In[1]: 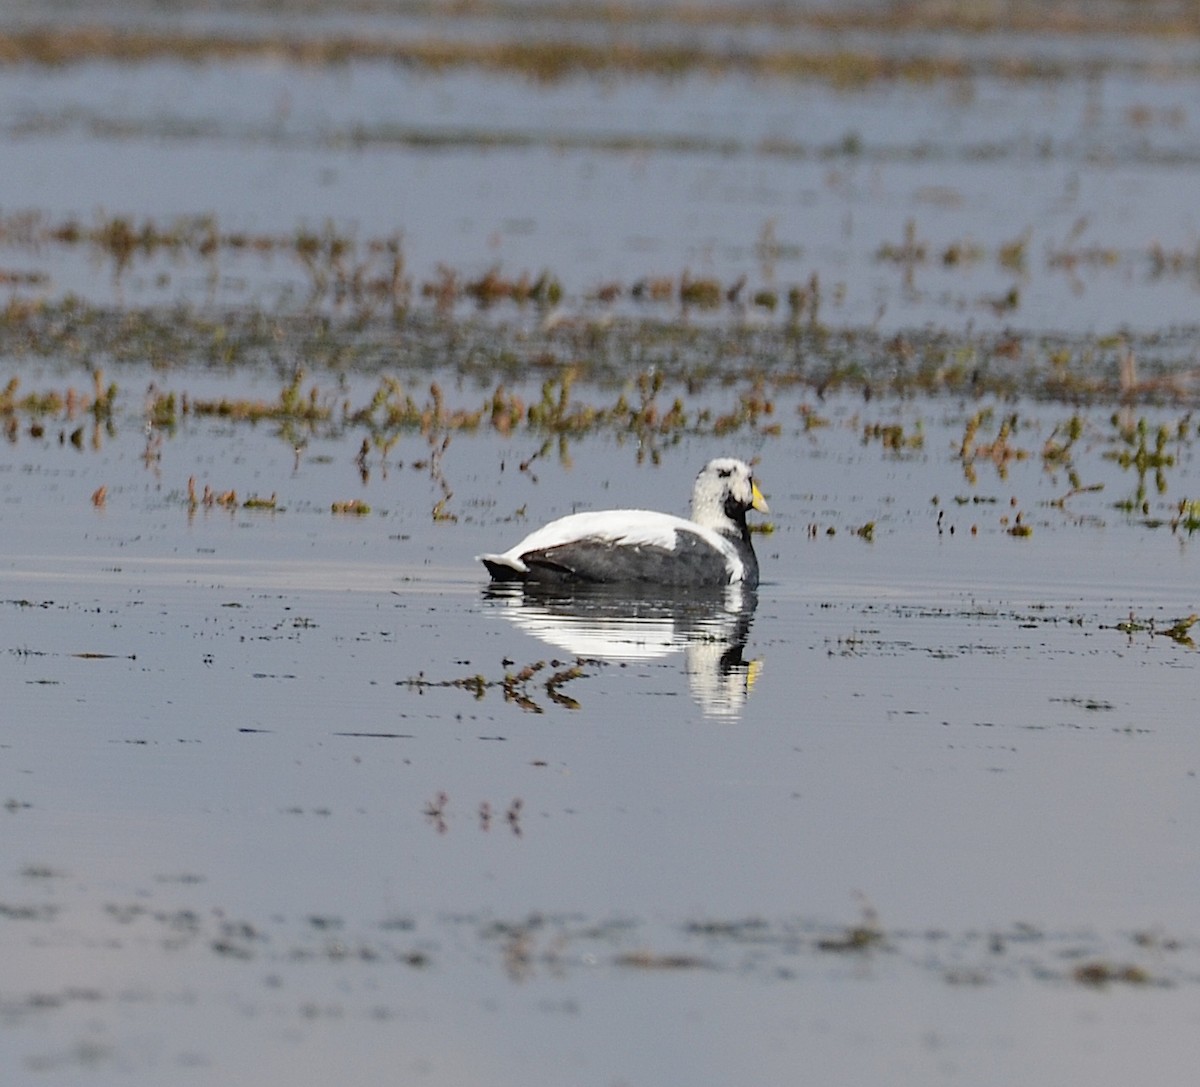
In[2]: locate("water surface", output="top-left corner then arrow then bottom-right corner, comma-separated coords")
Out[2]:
3,3 -> 1200,1083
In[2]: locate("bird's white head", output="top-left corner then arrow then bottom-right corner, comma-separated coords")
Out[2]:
690,458 -> 768,533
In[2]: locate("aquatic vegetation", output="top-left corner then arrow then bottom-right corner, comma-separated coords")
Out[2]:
876,220 -> 927,267
4,210 -> 1195,346
1107,413 -> 1185,511
679,274 -> 723,310
4,283 -> 1200,417
815,897 -> 884,953
0,370 -> 116,422
815,925 -> 885,952
1110,612 -> 1197,648
188,371 -> 332,425
862,420 -> 923,454
186,476 -> 238,511
342,371 -> 782,458
425,796 -> 527,838
997,232 -> 1031,273
1073,961 -> 1153,987
1158,615 -> 1198,648
5,12 -> 1200,1081
9,0 -> 1200,85
1172,499 -> 1200,535
463,268 -> 562,309
1109,416 -> 1177,472
615,950 -> 711,970
402,658 -> 600,713
1042,413 -> 1084,466
1114,613 -> 1152,637
958,410 -> 1029,483
331,499 -> 371,516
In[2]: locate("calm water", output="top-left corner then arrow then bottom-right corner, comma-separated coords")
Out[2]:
3,3 -> 1200,1083
2,60 -> 1200,333
4,392 -> 1200,1082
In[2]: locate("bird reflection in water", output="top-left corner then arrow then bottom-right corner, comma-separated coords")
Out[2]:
482,581 -> 762,719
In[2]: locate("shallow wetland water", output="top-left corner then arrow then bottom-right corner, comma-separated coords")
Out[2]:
3,2 -> 1200,1084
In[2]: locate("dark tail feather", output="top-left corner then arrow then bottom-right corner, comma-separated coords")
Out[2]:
481,558 -> 526,582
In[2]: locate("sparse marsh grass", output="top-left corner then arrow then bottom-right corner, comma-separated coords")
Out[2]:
6,347 -> 1200,532
3,8 -> 1200,1083
4,212 -> 1200,337
405,657 -> 599,714
4,3 -> 1200,86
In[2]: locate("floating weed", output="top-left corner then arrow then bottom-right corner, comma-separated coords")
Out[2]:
1107,413 -> 1183,510
147,390 -> 178,430
422,791 -> 449,835
407,672 -> 489,699
241,493 -> 277,511
615,950 -> 711,970
1113,612 -> 1152,637
816,896 -> 885,953
997,230 -> 1030,273
463,266 -> 561,308
1157,614 -> 1198,648
4,296 -> 1200,413
403,658 -> 600,714
862,420 -> 923,453
1172,499 -> 1200,535
816,925 -> 885,952
1047,481 -> 1104,514
798,404 -> 830,430
1108,417 -> 1175,473
679,273 -> 723,309
190,371 -> 331,425
545,666 -> 585,710
1006,512 -> 1033,537
1108,611 -> 1197,648
331,499 -> 371,516
958,409 -> 1028,483
186,476 -> 238,512
1050,697 -> 1115,712
0,371 -> 117,423
876,219 -> 926,267
1073,961 -> 1153,987
5,7 -> 1200,81
1042,413 -> 1084,468
505,798 -> 524,836
940,239 -> 985,267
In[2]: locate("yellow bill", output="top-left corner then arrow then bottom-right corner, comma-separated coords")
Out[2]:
750,479 -> 769,513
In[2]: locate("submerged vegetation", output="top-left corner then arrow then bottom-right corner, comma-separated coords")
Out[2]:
2,8 -> 1200,530
2,211 -> 1200,329
4,0 -> 1200,86
8,363 -> 1200,467
3,10 -> 1199,1083
3,291 -> 1200,416
7,355 -> 1200,533
405,657 -> 598,714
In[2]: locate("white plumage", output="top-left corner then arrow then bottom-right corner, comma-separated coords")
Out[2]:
478,457 -> 768,588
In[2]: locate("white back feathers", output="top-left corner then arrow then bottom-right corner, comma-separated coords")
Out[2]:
478,458 -> 768,588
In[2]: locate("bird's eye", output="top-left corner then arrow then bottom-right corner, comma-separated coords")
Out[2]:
717,467 -> 732,478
